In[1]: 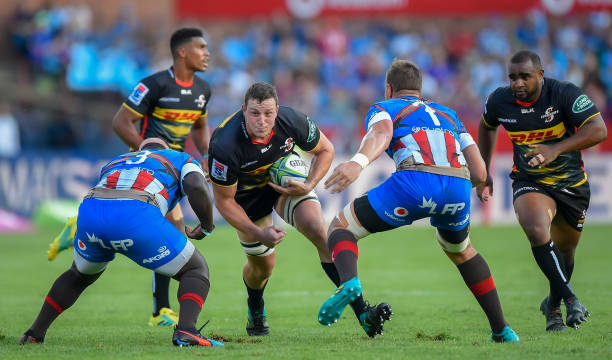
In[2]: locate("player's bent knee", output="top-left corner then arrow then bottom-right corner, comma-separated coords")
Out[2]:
69,262 -> 103,287
437,227 -> 470,253
330,202 -> 370,240
241,240 -> 275,257
73,250 -> 109,275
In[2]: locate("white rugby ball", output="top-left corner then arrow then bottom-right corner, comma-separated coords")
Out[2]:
269,153 -> 309,187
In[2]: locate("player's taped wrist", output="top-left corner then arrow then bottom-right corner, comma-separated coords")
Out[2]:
200,224 -> 215,237
350,153 -> 370,169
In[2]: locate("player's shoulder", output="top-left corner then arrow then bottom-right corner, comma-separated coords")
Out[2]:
486,86 -> 513,105
193,74 -> 211,93
210,111 -> 243,153
277,105 -> 303,118
141,69 -> 172,85
369,98 -> 404,114
544,77 -> 580,95
428,100 -> 458,118
154,149 -> 192,163
276,105 -> 307,125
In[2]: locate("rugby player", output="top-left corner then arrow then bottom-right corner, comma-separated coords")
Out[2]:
208,82 -> 388,337
318,60 -> 519,342
47,28 -> 212,327
21,138 -> 223,347
478,50 -> 606,331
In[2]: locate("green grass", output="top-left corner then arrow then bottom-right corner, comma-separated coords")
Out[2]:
1,224 -> 611,359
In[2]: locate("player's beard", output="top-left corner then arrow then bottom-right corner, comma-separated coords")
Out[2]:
513,86 -> 538,103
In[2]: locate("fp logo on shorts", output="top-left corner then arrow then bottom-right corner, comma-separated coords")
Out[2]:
77,239 -> 87,250
393,207 -> 409,217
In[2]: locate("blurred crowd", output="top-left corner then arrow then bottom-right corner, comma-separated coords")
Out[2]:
3,1 -> 612,154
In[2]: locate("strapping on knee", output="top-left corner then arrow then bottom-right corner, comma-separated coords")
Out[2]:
241,240 -> 275,257
342,205 -> 370,239
437,227 -> 470,253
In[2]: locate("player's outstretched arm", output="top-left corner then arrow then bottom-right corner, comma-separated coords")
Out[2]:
477,117 -> 499,202
183,172 -> 214,239
112,105 -> 145,150
211,184 -> 285,248
325,119 -> 392,194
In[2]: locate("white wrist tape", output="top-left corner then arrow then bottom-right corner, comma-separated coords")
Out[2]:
350,153 -> 370,169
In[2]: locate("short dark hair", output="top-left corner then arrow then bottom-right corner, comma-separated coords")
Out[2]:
385,59 -> 422,92
510,50 -> 542,70
244,82 -> 278,106
170,28 -> 203,56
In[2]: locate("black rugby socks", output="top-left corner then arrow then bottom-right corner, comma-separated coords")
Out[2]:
531,240 -> 575,302
327,229 -> 359,283
176,269 -> 210,331
29,264 -> 101,340
457,254 -> 507,334
245,279 -> 268,317
152,272 -> 172,316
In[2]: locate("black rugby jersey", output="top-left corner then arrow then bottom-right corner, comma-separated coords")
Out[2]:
483,77 -> 600,189
208,106 -> 321,196
123,68 -> 211,151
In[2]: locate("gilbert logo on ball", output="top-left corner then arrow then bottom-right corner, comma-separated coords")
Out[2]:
269,153 -> 309,187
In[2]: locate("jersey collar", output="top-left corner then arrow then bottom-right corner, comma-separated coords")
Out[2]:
240,117 -> 275,145
168,67 -> 194,88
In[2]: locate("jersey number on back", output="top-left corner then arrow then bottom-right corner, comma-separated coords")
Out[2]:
423,105 -> 441,126
125,150 -> 151,165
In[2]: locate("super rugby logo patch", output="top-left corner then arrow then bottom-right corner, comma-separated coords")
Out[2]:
128,82 -> 149,106
572,95 -> 594,113
211,159 -> 228,181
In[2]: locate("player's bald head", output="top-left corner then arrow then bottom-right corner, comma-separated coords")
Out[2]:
139,137 -> 169,151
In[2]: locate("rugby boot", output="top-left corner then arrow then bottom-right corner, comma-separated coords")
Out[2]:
540,296 -> 565,331
246,308 -> 270,336
490,326 -> 520,343
19,330 -> 44,345
565,297 -> 589,329
318,277 -> 362,326
172,327 -> 224,347
149,307 -> 178,326
47,216 -> 77,260
359,302 -> 392,338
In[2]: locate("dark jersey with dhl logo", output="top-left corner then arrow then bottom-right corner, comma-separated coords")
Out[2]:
123,68 -> 211,151
483,77 -> 600,189
208,106 -> 320,203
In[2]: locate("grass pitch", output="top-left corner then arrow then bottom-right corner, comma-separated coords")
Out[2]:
1,224 -> 611,359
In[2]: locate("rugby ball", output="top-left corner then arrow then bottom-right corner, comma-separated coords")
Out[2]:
269,153 -> 309,187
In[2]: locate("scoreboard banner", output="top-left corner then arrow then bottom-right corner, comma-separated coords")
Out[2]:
1,153 -> 611,225
177,0 -> 612,19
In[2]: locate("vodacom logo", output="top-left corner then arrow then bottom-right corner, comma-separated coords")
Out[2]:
286,0 -> 326,19
541,0 -> 575,15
